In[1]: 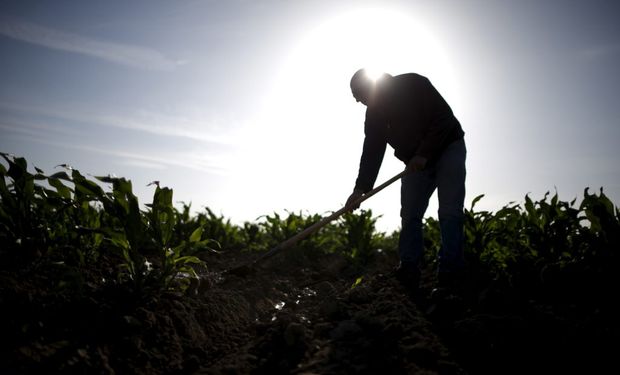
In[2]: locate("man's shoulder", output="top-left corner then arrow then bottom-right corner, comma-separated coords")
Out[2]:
389,73 -> 433,96
394,72 -> 430,83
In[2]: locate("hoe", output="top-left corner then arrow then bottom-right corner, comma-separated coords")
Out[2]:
225,169 -> 407,277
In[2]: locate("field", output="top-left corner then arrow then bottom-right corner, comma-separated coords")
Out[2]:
1,152 -> 619,374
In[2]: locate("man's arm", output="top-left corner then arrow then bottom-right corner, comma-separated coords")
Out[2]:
354,133 -> 386,192
346,132 -> 385,211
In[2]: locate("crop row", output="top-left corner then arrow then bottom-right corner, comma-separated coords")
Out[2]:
1,152 -> 618,307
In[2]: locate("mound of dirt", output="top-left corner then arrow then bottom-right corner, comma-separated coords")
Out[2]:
205,272 -> 463,374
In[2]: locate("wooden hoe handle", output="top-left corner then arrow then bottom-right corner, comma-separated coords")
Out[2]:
252,169 -> 408,264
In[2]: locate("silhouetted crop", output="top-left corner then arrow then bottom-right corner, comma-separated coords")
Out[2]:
2,152 -> 618,308
0,153 -> 210,295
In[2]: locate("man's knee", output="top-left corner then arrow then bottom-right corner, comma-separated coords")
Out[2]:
400,195 -> 428,219
400,213 -> 423,229
438,206 -> 464,221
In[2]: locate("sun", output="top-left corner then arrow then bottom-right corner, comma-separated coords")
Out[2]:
363,68 -> 385,82
240,7 -> 460,228
267,7 -> 458,114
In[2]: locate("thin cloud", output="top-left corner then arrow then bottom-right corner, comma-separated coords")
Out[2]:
0,117 -> 79,138
0,101 -> 239,145
118,159 -> 169,170
0,15 -> 180,71
93,112 -> 239,145
78,144 -> 231,176
1,129 -> 230,176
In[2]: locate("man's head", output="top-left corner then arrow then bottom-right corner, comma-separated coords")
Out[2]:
350,68 -> 374,105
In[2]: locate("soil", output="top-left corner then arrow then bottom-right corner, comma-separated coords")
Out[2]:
1,246 -> 617,374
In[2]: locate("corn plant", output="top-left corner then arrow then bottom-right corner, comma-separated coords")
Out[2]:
145,183 -> 216,291
338,209 -> 380,264
0,153 -> 51,261
3,152 -> 618,305
0,153 -> 210,294
422,216 -> 441,264
461,189 -> 619,304
257,211 -> 334,251
194,207 -> 244,251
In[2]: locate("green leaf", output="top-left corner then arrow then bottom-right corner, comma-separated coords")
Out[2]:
0,170 -> 11,201
48,177 -> 73,199
189,227 -> 203,243
110,235 -> 130,251
171,241 -> 188,255
113,178 -> 134,195
125,194 -> 143,249
94,175 -> 118,184
199,238 -> 221,251
351,276 -> 363,289
470,194 -> 485,211
72,170 -> 104,199
598,188 -> 615,217
50,171 -> 72,181
102,229 -> 130,249
174,255 -> 202,265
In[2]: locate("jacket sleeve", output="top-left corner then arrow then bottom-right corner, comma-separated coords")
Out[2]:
354,111 -> 387,193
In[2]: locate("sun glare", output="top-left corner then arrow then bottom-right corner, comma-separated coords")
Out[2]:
364,68 -> 384,82
267,7 -> 458,115
240,6 -> 460,229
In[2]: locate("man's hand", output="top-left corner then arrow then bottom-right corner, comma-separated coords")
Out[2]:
407,155 -> 428,172
345,189 -> 365,211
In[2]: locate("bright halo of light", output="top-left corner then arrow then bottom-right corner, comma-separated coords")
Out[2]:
239,7 -> 460,228
364,68 -> 385,82
265,7 -> 459,118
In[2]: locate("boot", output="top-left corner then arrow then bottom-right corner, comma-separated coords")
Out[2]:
394,262 -> 420,292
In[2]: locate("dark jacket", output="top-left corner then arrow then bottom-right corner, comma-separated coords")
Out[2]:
354,73 -> 465,192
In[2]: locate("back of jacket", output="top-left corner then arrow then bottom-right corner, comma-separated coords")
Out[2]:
355,73 -> 464,192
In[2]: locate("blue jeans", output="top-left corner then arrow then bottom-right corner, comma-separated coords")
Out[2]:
399,138 -> 466,273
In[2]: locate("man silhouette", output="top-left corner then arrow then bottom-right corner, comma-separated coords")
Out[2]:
345,69 -> 466,291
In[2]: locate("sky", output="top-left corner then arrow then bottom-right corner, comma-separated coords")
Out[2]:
1,0 -> 619,232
